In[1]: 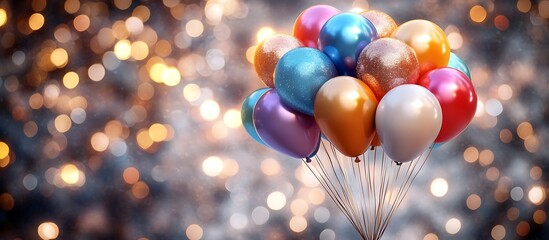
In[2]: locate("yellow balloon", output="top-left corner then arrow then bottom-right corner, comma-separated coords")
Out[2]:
314,76 -> 378,157
392,19 -> 450,75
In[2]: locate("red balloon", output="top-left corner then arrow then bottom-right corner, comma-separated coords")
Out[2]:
292,5 -> 340,49
418,68 -> 477,143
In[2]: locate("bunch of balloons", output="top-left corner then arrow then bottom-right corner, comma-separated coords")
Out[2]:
242,5 -> 477,163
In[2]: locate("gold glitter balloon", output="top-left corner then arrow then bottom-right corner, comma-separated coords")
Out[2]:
361,10 -> 397,38
254,34 -> 303,87
356,38 -> 419,99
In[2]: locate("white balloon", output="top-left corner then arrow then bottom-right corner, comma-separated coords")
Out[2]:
375,84 -> 442,162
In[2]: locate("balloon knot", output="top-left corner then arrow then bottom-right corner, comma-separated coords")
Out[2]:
354,157 -> 360,163
305,157 -> 312,163
395,161 -> 402,166
370,146 -> 374,150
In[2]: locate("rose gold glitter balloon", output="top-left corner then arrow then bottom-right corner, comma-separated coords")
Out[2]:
356,38 -> 419,99
361,10 -> 397,38
254,34 -> 303,87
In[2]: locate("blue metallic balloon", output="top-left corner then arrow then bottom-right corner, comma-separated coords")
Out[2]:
319,12 -> 378,76
274,47 -> 337,116
448,52 -> 472,80
241,88 -> 270,146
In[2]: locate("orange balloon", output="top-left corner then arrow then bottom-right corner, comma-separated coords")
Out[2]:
314,76 -> 378,157
392,19 -> 450,75
254,34 -> 303,87
361,10 -> 397,38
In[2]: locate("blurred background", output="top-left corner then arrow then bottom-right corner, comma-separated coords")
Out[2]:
0,0 -> 548,239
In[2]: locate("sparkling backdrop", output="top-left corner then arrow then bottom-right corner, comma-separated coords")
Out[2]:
0,0 -> 548,239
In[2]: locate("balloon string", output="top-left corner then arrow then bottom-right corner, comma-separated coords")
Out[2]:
379,146 -> 433,237
376,152 -> 389,239
379,154 -> 417,237
305,141 -> 433,240
367,147 -> 377,239
356,152 -> 370,238
377,156 -> 404,238
353,152 -> 369,238
314,154 -> 354,223
317,142 -> 364,234
329,143 -> 365,235
304,156 -> 360,234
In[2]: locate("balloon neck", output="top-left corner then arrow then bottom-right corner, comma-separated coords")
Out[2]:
370,146 -> 375,151
305,157 -> 312,163
394,161 -> 402,166
354,157 -> 360,163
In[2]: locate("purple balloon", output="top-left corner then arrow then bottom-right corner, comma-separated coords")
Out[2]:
254,89 -> 321,158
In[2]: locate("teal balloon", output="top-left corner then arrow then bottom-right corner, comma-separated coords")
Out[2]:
432,142 -> 445,149
448,52 -> 471,80
274,48 -> 337,116
241,88 -> 270,145
318,12 -> 378,76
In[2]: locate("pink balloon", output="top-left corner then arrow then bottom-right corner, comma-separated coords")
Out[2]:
292,5 -> 340,49
418,68 -> 477,143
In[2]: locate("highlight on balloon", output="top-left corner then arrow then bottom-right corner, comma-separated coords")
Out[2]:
241,4 -> 477,240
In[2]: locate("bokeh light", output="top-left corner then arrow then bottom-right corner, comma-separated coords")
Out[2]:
528,186 -> 545,205
60,164 -> 80,185
202,156 -> 223,177
445,218 -> 461,234
256,27 -> 275,42
491,225 -> 506,240
50,48 -> 68,68
186,19 -> 204,38
470,5 -> 487,23
114,40 -> 132,60
200,99 -> 220,121
186,224 -> 203,240
431,178 -> 449,197
0,8 -> 7,27
0,142 -> 10,159
267,191 -> 286,210
37,222 -> 59,240
29,13 -> 45,31
466,194 -> 482,210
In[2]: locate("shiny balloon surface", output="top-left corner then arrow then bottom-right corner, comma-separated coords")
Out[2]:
292,5 -> 340,49
418,67 -> 477,143
376,84 -> 442,162
319,12 -> 378,76
392,19 -> 450,75
241,88 -> 270,145
274,47 -> 337,115
254,34 -> 303,87
361,10 -> 397,38
357,38 -> 419,99
447,52 -> 472,79
314,76 -> 378,157
254,89 -> 321,158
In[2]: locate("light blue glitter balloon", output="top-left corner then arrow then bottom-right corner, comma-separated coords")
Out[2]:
448,52 -> 472,80
241,88 -> 270,146
318,12 -> 378,76
274,48 -> 337,116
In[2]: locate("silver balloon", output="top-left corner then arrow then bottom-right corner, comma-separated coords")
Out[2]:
375,84 -> 442,162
